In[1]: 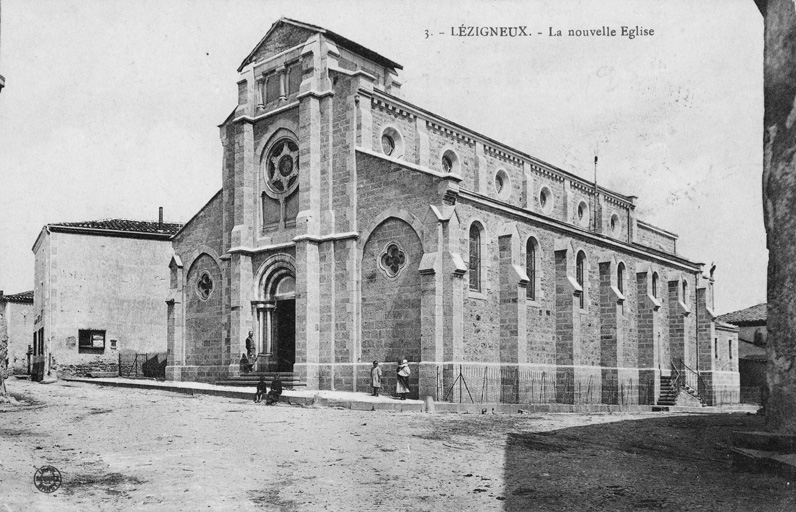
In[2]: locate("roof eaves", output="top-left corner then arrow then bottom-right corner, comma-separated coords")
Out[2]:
323,29 -> 403,71
237,17 -> 402,73
0,291 -> 34,304
47,225 -> 177,240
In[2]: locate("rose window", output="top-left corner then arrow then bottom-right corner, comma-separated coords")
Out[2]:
264,138 -> 299,196
197,272 -> 214,300
379,243 -> 407,278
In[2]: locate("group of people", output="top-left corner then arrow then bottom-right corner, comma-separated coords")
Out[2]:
254,374 -> 283,405
246,329 -> 413,402
370,359 -> 411,400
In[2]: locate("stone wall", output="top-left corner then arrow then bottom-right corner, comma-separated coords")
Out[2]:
57,356 -> 119,377
2,301 -> 33,374
360,218 -> 423,364
185,254 -> 224,367
636,223 -> 677,253
36,231 -> 173,377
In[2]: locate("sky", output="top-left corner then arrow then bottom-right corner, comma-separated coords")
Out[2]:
0,0 -> 764,315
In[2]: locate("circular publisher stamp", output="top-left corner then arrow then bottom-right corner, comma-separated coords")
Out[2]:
34,465 -> 62,493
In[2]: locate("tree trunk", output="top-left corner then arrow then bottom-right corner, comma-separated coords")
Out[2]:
0,311 -> 8,399
763,0 -> 796,433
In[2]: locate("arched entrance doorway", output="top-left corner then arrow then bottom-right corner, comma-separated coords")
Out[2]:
255,269 -> 296,373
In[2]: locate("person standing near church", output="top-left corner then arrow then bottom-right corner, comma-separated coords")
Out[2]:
245,330 -> 255,360
396,359 -> 410,400
370,361 -> 382,397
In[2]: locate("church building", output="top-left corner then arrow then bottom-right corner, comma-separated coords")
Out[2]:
166,18 -> 739,406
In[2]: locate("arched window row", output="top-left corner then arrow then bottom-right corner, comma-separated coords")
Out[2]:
466,230 -> 672,310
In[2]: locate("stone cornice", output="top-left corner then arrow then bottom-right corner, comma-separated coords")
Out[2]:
228,232 -> 360,255
296,89 -> 335,101
293,232 -> 359,244
372,97 -> 416,119
527,162 -> 565,182
369,89 -> 637,204
570,179 -> 597,194
426,121 -> 476,145
603,193 -> 633,209
484,144 -> 524,165
233,101 -> 300,124
637,220 -> 679,240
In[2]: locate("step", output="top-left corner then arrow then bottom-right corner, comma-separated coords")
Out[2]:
226,372 -> 300,380
215,380 -> 307,388
228,375 -> 302,380
732,431 -> 796,453
731,447 -> 796,479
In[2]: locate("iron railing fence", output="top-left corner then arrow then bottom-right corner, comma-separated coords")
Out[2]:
118,351 -> 167,379
439,365 -> 655,406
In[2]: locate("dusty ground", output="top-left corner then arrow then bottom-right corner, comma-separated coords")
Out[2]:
0,379 -> 792,511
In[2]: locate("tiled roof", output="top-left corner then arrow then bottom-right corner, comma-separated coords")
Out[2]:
46,219 -> 183,241
0,290 -> 34,303
717,303 -> 767,326
50,219 -> 183,234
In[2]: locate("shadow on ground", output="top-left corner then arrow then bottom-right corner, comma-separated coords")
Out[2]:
504,414 -> 793,511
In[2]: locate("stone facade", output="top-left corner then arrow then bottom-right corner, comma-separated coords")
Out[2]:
166,18 -> 739,405
32,219 -> 179,377
0,291 -> 34,374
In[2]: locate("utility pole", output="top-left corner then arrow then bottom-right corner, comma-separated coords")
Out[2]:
0,0 -> 5,94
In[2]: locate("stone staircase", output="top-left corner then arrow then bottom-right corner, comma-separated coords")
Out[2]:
215,371 -> 306,388
657,374 -> 706,408
657,376 -> 678,406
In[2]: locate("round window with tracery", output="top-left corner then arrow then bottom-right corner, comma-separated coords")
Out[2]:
196,271 -> 214,301
264,138 -> 299,196
378,243 -> 407,278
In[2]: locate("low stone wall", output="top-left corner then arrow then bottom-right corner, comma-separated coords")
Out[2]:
57,358 -> 119,378
166,364 -> 230,383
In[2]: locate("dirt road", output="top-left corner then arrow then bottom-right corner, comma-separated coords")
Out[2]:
0,380 -> 792,511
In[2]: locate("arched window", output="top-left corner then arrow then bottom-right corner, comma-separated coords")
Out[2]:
682,280 -> 688,303
469,224 -> 482,292
576,251 -> 586,309
441,149 -> 459,174
652,272 -> 659,299
617,262 -> 625,295
526,238 -> 538,300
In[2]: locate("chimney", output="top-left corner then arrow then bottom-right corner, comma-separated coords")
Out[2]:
158,207 -> 163,230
